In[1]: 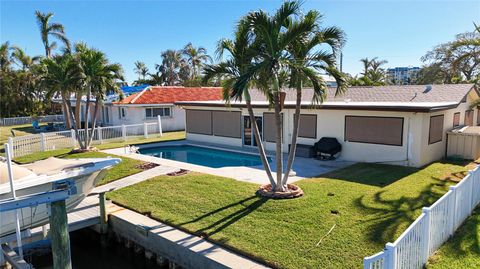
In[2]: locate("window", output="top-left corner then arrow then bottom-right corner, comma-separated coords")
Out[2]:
465,110 -> 474,126
145,107 -> 172,118
453,112 -> 460,127
297,114 -> 317,139
185,110 -> 212,135
212,111 -> 241,138
429,115 -> 444,145
344,116 -> 404,146
263,113 -> 283,142
118,107 -> 126,119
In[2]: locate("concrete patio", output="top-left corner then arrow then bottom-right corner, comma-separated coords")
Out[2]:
102,140 -> 353,184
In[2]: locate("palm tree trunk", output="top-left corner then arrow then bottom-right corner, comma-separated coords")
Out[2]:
75,92 -> 82,129
282,80 -> 302,186
83,89 -> 91,149
273,74 -> 284,192
65,98 -> 84,149
246,98 -> 276,188
87,98 -> 100,147
61,93 -> 71,129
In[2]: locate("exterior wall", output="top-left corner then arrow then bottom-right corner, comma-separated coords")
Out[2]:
418,90 -> 479,166
107,105 -> 185,132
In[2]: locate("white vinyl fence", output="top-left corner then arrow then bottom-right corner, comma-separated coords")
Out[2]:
0,114 -> 64,126
7,117 -> 163,158
364,165 -> 480,269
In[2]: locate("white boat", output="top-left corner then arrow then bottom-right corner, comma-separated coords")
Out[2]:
0,157 -> 121,238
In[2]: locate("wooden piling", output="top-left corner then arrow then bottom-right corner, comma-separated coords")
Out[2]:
49,200 -> 72,269
99,192 -> 108,234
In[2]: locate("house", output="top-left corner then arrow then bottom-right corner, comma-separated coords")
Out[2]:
105,86 -> 223,131
175,84 -> 479,167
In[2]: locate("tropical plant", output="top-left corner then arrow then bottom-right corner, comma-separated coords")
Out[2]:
182,43 -> 212,80
156,49 -> 189,86
12,47 -> 42,70
134,61 -> 149,80
0,42 -> 14,71
35,11 -> 70,58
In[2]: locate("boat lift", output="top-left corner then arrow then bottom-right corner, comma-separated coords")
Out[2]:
0,144 -> 75,269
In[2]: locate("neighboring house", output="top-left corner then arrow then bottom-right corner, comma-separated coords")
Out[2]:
106,86 -> 222,132
387,66 -> 421,85
176,84 -> 479,167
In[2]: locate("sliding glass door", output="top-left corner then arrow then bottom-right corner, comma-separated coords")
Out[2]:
243,116 -> 262,147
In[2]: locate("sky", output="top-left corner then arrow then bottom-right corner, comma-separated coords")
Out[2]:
1,0 -> 479,84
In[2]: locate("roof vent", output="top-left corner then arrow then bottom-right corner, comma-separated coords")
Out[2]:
423,85 -> 432,93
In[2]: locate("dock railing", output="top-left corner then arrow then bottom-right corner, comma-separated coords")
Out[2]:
8,116 -> 163,158
0,114 -> 64,126
364,165 -> 480,269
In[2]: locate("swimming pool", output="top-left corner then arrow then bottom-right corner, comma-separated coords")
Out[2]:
139,145 -> 268,168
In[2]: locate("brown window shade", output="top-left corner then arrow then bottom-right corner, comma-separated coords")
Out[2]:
465,110 -> 474,126
186,110 -> 212,135
344,116 -> 404,146
453,112 -> 460,127
263,112 -> 283,142
212,111 -> 241,138
478,109 -> 480,126
298,114 -> 317,139
429,115 -> 444,144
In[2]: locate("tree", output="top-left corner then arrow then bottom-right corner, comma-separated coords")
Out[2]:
349,57 -> 388,86
283,11 -> 347,187
204,17 -> 276,187
182,43 -> 212,80
156,49 -> 189,86
35,11 -> 70,58
0,42 -> 14,71
12,47 -> 42,70
134,61 -> 149,80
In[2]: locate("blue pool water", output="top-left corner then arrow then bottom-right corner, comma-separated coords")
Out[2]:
139,145 -> 267,168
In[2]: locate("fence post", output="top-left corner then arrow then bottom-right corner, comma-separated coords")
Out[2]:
385,243 -> 396,269
40,132 -> 46,151
71,129 -> 76,147
122,124 -> 126,141
422,207 -> 431,263
157,115 -> 163,136
98,126 -> 103,144
7,137 -> 14,159
143,122 -> 148,139
449,185 -> 457,234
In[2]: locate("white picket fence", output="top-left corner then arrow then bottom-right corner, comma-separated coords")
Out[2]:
364,165 -> 480,269
7,117 -> 163,158
0,114 -> 64,126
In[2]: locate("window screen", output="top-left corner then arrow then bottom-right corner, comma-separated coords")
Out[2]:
429,115 -> 444,144
344,116 -> 404,146
453,112 -> 460,127
465,110 -> 474,126
263,113 -> 283,142
212,111 -> 241,138
298,114 -> 317,139
145,107 -> 171,118
186,110 -> 212,135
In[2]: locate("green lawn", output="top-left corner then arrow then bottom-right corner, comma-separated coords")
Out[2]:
107,161 -> 471,269
0,123 -> 46,146
427,206 -> 480,268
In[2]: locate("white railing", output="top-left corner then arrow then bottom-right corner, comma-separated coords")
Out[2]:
364,165 -> 480,269
0,114 -> 64,126
7,116 -> 163,158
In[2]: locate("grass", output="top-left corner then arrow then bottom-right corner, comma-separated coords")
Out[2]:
106,160 -> 472,269
427,206 -> 480,268
15,150 -> 144,186
12,131 -> 186,185
0,123 -> 46,146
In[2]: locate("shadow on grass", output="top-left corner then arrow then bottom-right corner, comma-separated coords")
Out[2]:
355,177 -> 457,244
321,163 -> 419,187
179,195 -> 269,238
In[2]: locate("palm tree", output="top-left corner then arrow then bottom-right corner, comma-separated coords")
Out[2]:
35,11 -> 70,58
239,1 -> 321,191
77,45 -> 124,149
283,11 -> 347,187
204,18 -> 276,187
157,49 -> 188,86
12,47 -> 42,70
182,43 -> 212,80
134,61 -> 149,80
360,57 -> 373,76
0,42 -> 14,71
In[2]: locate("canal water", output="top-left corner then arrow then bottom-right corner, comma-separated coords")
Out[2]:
27,229 -> 164,269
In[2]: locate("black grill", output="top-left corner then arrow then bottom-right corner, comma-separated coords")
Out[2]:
313,137 -> 342,160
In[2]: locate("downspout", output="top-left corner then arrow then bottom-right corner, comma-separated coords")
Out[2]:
405,114 -> 412,166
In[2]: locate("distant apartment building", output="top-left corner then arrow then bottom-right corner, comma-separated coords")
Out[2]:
387,67 -> 420,85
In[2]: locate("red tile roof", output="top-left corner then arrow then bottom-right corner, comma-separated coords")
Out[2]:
114,86 -> 223,105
